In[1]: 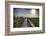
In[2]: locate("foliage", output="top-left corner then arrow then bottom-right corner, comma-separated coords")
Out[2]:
27,18 -> 39,27
13,16 -> 39,28
13,16 -> 25,28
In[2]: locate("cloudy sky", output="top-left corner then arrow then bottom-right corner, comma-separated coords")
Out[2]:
13,8 -> 39,18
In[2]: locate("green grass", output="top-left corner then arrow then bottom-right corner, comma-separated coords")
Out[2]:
27,18 -> 39,27
13,16 -> 25,28
13,16 -> 39,28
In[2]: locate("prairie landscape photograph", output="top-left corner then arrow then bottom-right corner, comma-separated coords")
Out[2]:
13,8 -> 39,28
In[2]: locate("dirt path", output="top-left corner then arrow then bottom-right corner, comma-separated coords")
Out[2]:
21,18 -> 27,27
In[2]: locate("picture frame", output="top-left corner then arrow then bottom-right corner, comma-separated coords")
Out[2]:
5,1 -> 45,36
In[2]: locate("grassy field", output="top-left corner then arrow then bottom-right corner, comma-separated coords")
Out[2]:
13,16 -> 39,28
13,16 -> 25,28
27,18 -> 39,27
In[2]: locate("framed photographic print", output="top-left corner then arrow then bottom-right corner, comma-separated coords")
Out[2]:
5,1 -> 45,35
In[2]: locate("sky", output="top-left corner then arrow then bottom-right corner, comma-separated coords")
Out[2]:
13,8 -> 39,18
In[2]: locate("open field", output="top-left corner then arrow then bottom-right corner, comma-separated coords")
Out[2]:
13,16 -> 39,28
